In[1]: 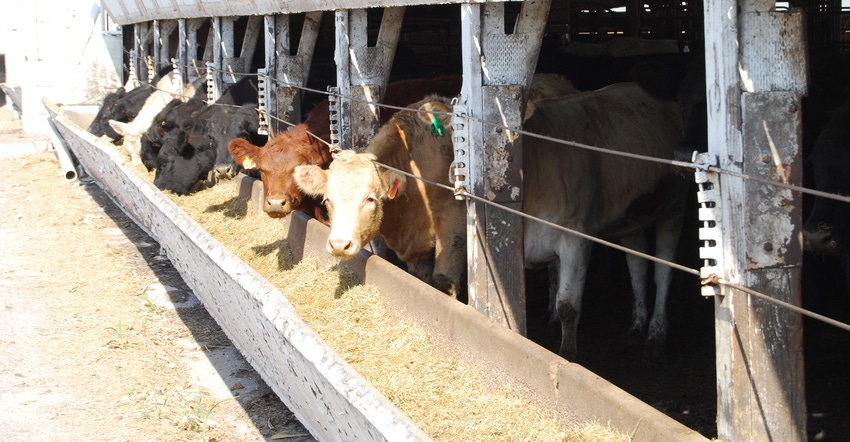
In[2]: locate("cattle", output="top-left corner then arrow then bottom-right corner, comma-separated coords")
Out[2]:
293,96 -> 465,298
142,76 -> 260,173
295,84 -> 687,362
231,74 -> 577,221
88,65 -> 173,139
149,77 -> 263,194
108,75 -> 205,166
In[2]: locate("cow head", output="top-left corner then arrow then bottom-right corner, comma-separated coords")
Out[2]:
292,98 -> 451,259
88,87 -> 126,137
152,118 -> 217,195
229,125 -> 332,218
294,150 -> 406,259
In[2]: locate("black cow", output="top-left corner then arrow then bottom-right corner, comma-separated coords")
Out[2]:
141,97 -> 207,171
151,85 -> 264,196
89,66 -> 173,141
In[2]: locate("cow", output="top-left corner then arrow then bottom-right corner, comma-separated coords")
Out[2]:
142,76 -> 260,173
230,74 -> 577,221
108,75 -> 205,166
89,66 -> 174,140
294,84 -> 687,362
804,101 -> 850,258
293,97 -> 465,298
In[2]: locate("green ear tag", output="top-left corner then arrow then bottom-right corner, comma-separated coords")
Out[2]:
430,116 -> 444,137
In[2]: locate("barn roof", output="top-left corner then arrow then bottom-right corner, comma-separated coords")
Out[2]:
102,0 -> 512,26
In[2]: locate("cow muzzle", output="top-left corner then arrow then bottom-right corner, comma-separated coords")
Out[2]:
264,199 -> 292,218
804,223 -> 845,255
327,236 -> 360,260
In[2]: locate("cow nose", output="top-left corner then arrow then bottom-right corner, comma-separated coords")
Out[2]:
265,199 -> 289,214
328,238 -> 354,253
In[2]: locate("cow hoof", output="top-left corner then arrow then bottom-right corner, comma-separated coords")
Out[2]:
642,339 -> 668,365
623,328 -> 645,349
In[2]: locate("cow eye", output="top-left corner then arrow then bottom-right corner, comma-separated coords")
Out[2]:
365,194 -> 378,204
322,197 -> 332,209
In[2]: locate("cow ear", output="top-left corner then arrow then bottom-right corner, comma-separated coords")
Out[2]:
523,101 -> 537,123
293,165 -> 329,197
382,170 -> 407,200
417,101 -> 452,136
228,138 -> 260,169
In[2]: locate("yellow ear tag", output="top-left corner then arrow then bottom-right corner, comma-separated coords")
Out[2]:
243,156 -> 257,169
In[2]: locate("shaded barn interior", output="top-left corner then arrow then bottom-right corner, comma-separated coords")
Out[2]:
111,1 -> 850,439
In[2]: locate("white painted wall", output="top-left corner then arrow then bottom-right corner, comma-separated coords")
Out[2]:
0,0 -> 123,133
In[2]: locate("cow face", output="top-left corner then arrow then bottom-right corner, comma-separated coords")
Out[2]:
208,105 -> 264,180
153,124 -> 216,195
88,87 -> 126,137
294,150 -> 406,259
229,127 -> 331,218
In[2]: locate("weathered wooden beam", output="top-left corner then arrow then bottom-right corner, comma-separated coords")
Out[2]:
208,17 -> 223,102
221,17 -> 238,83
269,12 -> 323,133
458,0 -> 549,335
704,0 -> 807,438
341,7 -> 405,151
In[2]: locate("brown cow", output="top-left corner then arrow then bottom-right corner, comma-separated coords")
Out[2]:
295,83 -> 687,362
294,97 -> 465,298
229,74 -> 576,221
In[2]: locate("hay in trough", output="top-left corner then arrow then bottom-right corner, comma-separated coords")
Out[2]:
161,177 -> 629,442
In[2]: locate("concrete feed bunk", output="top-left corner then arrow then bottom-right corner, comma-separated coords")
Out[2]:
49,104 -> 707,441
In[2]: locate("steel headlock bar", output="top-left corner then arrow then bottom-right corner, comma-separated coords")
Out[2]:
127,50 -> 139,88
146,56 -> 156,84
450,100 -> 470,200
327,86 -> 342,152
205,61 -> 215,104
256,68 -> 270,136
694,151 -> 724,297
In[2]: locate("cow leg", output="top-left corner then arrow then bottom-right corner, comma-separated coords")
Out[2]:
406,260 -> 435,287
644,206 -> 685,362
620,233 -> 650,347
432,231 -> 466,299
554,237 -> 593,361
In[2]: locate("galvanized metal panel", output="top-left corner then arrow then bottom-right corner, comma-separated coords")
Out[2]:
102,0 -> 508,26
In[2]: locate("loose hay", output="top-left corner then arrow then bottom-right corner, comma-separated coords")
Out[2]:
163,178 -> 629,442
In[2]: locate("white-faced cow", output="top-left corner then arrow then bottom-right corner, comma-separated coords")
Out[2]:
293,96 -> 465,298
296,83 -> 687,362
108,75 -> 205,166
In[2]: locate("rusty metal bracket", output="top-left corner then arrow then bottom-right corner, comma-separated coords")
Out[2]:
450,100 -> 469,200
695,151 -> 723,297
256,68 -> 270,136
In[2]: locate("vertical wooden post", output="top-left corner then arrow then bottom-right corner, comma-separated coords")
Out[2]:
704,0 -> 807,438
186,19 -> 204,81
177,19 -> 188,86
335,8 -> 404,151
153,20 -> 162,73
457,0 -> 549,334
221,17 -> 237,84
271,12 -> 323,133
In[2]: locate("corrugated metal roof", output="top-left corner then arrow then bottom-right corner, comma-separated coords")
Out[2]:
101,0 -> 500,25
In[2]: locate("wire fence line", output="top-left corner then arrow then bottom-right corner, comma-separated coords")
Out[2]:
119,55 -> 850,333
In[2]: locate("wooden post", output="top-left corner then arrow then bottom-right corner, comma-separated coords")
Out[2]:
186,19 -> 205,81
704,0 -> 807,438
207,17 -> 222,103
269,12 -> 323,133
177,19 -> 188,85
221,17 -> 238,84
457,0 -> 549,334
335,8 -> 404,151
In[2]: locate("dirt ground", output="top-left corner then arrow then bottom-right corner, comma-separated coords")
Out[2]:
0,107 -> 316,441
